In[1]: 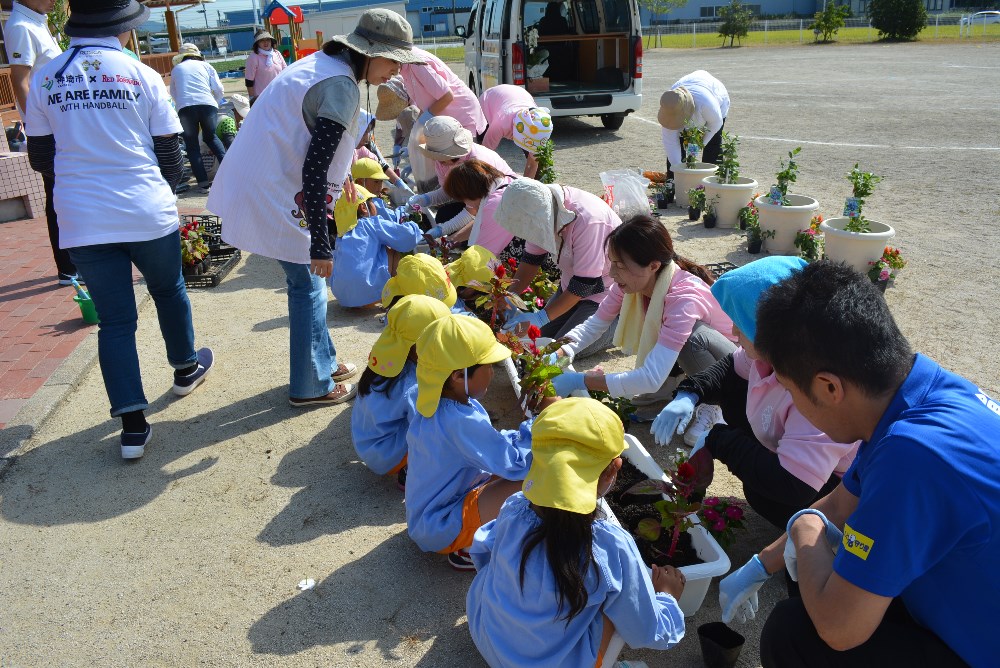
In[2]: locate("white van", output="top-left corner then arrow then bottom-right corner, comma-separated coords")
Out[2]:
456,0 -> 643,130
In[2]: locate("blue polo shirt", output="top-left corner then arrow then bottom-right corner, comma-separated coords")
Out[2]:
834,354 -> 1000,667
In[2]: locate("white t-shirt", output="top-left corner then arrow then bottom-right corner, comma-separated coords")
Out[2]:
169,58 -> 225,110
24,36 -> 183,248
3,1 -> 62,115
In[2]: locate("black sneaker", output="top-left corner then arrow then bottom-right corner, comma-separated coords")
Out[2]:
448,549 -> 476,572
396,466 -> 407,492
172,347 -> 214,396
58,273 -> 81,286
120,425 -> 152,460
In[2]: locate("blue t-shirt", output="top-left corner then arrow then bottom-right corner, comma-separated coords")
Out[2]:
405,398 -> 533,552
329,212 -> 423,307
835,354 -> 1000,667
350,362 -> 418,475
467,493 -> 685,667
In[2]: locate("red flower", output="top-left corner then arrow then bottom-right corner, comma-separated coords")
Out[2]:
507,257 -> 518,268
526,325 -> 542,341
528,342 -> 540,355
495,265 -> 506,279
676,461 -> 695,480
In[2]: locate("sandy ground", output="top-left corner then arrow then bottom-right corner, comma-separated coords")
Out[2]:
0,43 -> 997,667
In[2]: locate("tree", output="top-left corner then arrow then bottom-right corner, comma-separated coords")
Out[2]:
869,0 -> 927,40
809,3 -> 852,42
639,0 -> 689,48
718,0 -> 753,47
48,0 -> 71,50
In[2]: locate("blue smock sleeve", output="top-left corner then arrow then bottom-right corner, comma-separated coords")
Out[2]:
455,412 -> 534,481
469,518 -> 498,571
371,215 -> 424,253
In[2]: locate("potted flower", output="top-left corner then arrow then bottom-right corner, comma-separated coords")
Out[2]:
820,164 -> 895,273
687,184 -> 706,221
702,196 -> 719,229
652,180 -> 675,209
524,26 -> 550,93
753,147 -> 820,254
867,245 -> 906,293
181,221 -> 211,275
673,124 -> 716,208
793,214 -> 825,262
701,132 -> 758,229
740,201 -> 774,254
467,260 -> 527,332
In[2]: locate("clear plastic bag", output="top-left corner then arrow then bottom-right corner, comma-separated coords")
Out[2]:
600,169 -> 651,221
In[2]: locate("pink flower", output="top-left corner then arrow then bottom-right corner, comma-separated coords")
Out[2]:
725,506 -> 744,521
712,518 -> 727,532
703,508 -> 721,522
879,269 -> 890,281
535,297 -> 544,308
703,496 -> 720,507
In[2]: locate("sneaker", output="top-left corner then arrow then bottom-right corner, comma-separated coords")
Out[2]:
331,362 -> 358,382
396,466 -> 407,492
120,425 -> 152,460
684,404 -> 723,447
172,347 -> 214,396
58,273 -> 80,286
447,549 -> 476,571
288,383 -> 357,407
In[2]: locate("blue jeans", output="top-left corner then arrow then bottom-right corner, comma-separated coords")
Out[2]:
68,230 -> 197,417
178,104 -> 226,185
277,260 -> 336,399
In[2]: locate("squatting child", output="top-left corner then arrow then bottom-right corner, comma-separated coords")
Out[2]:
381,253 -> 457,310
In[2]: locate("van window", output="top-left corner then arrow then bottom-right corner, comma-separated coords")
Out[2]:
524,0 -> 576,35
601,0 -> 630,31
468,0 -> 479,34
485,0 -> 506,38
572,0 -> 601,34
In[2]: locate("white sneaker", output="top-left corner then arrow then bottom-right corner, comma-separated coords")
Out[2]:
684,404 -> 723,447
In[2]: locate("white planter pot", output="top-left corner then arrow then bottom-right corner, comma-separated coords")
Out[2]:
754,194 -> 820,255
673,162 -> 716,208
702,176 -> 759,229
820,217 -> 895,274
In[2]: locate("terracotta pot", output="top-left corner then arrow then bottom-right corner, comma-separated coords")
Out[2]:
820,217 -> 895,273
755,194 -> 820,255
702,176 -> 759,229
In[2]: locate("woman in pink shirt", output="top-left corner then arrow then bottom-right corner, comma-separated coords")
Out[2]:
548,216 -> 737,404
478,85 -> 552,178
401,47 -> 487,135
244,30 -> 287,99
651,256 -> 860,531
441,160 -> 514,254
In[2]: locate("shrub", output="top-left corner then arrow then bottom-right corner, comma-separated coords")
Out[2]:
809,3 -> 852,42
719,0 -> 754,46
869,0 -> 927,40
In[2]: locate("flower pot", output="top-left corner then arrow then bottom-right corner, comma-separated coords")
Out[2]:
754,194 -> 820,255
688,206 -> 701,221
702,176 -> 759,229
874,279 -> 888,293
703,213 -> 717,229
747,237 -> 763,254
674,162 -> 716,208
655,195 -> 669,210
698,622 -> 745,668
820,217 -> 895,274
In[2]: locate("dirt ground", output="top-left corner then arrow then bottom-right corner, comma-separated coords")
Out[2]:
0,43 -> 997,667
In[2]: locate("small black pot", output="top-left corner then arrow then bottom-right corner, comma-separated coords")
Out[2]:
747,237 -> 763,254
655,195 -> 669,209
739,217 -> 748,231
875,279 -> 888,293
698,622 -> 745,668
688,206 -> 701,221
703,213 -> 718,229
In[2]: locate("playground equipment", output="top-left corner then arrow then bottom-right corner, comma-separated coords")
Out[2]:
261,1 -> 321,62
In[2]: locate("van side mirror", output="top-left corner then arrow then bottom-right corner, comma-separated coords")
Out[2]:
455,25 -> 467,39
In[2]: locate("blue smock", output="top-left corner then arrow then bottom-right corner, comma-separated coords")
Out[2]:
350,362 -> 417,475
330,213 -> 423,307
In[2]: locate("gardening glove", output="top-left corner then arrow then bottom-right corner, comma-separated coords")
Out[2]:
502,308 -> 549,332
417,110 -> 434,126
425,225 -> 443,239
783,509 -> 844,582
651,392 -> 698,446
407,193 -> 430,210
551,371 -> 587,397
719,554 -> 770,624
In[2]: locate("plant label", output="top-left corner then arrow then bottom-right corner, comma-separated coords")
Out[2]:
768,186 -> 783,205
685,142 -> 699,161
843,197 -> 861,218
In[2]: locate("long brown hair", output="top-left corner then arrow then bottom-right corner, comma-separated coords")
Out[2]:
605,215 -> 715,285
443,159 -> 505,201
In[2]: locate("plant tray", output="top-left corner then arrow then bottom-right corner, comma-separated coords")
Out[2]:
705,261 -> 739,279
180,213 -> 233,253
183,248 -> 241,289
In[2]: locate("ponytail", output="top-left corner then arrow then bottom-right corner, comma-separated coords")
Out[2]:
357,365 -> 406,397
606,215 -> 716,285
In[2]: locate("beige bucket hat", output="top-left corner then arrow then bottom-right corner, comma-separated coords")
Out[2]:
658,87 -> 696,130
376,76 -> 409,121
495,179 -> 576,256
419,116 -> 474,161
329,9 -> 425,64
172,43 -> 201,66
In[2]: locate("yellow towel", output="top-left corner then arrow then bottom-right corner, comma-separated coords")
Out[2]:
613,261 -> 677,367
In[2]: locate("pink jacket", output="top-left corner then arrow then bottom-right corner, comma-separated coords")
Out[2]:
479,85 -> 536,150
244,50 -> 286,95
595,270 -> 737,351
470,177 -> 515,254
402,48 -> 487,134
734,348 -> 861,491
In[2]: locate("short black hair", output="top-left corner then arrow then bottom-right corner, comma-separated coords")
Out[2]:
754,261 -> 912,398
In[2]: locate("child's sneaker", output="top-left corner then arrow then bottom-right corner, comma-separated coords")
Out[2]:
448,549 -> 476,571
684,403 -> 723,447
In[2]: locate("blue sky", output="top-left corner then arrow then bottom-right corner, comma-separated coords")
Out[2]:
148,1 -> 261,28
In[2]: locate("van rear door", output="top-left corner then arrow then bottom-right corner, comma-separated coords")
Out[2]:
479,0 -> 509,92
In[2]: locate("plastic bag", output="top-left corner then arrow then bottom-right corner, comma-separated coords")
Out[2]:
406,119 -> 440,195
599,169 -> 651,222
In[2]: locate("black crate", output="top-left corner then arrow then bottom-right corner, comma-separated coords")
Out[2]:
183,248 -> 241,289
180,214 -> 232,252
705,261 -> 739,279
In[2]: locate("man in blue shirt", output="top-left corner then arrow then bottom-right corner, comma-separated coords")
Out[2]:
717,261 -> 997,668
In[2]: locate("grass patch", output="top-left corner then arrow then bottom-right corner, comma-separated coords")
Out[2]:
418,45 -> 465,62
210,59 -> 246,73
643,23 -> 1000,48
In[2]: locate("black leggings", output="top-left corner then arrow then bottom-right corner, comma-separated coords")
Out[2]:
540,297 -> 598,340
761,597 -> 967,668
44,173 -> 76,276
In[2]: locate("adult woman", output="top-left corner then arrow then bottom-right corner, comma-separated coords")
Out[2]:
400,46 -> 486,137
658,70 -> 729,176
478,85 -> 553,178
441,160 -> 514,254
495,178 -> 620,350
408,116 -> 515,239
169,43 -> 226,191
244,29 -> 287,98
209,9 -> 423,406
550,216 -> 737,429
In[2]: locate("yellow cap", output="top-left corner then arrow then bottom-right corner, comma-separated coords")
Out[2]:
352,157 -> 389,181
381,253 -> 457,308
368,295 -> 451,377
523,397 -> 626,514
445,245 -> 497,288
414,314 -> 511,417
333,185 -> 376,237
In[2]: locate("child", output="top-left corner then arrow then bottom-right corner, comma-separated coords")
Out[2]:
467,397 -> 686,667
407,314 -> 535,569
329,186 -> 423,308
381,253 -> 457,310
352,295 -> 451,489
445,245 -> 496,315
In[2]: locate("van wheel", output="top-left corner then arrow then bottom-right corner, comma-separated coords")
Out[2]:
601,113 -> 626,130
